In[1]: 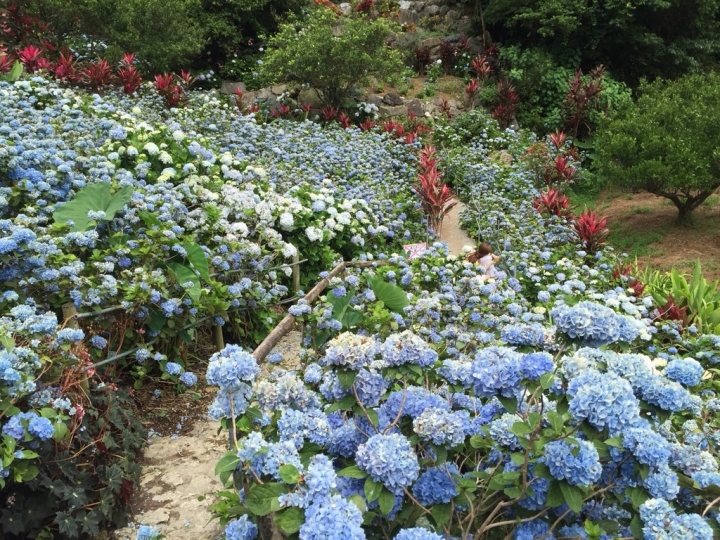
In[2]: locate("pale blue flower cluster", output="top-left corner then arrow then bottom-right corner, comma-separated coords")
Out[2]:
356,433 -> 420,493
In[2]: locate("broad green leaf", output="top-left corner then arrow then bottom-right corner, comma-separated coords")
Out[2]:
559,482 -> 583,513
279,464 -> 301,484
274,507 -> 304,534
53,183 -> 133,231
364,477 -> 382,502
337,369 -> 358,388
378,488 -> 395,516
497,395 -> 517,414
215,452 -> 241,475
184,242 -> 211,282
148,310 -> 166,332
338,465 -> 367,479
510,422 -> 533,436
431,503 -> 452,527
349,494 -> 367,513
369,275 -> 409,313
245,483 -> 286,516
167,261 -> 201,303
546,480 -> 565,507
4,60 -> 23,82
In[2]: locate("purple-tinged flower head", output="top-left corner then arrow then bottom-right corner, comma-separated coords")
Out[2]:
640,498 -> 713,540
542,439 -> 602,486
381,330 -> 437,367
413,407 -> 468,446
206,344 -> 259,391
643,463 -> 679,499
320,332 -> 378,370
394,528 -> 444,540
519,352 -> 553,380
513,520 -> 554,540
356,433 -> 419,493
299,494 -> 365,540
379,386 -> 450,427
165,361 -> 182,376
304,454 -> 337,503
179,371 -> 198,386
304,363 -> 323,384
500,323 -> 544,346
411,463 -> 459,506
224,515 -> 257,540
622,427 -> 672,468
664,357 -> 704,387
471,346 -> 523,398
55,328 -> 84,343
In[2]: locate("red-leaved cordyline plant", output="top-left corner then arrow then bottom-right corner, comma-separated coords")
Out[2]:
321,106 -> 337,122
573,209 -> 609,254
17,44 -> 43,73
0,53 -> 15,74
356,0 -> 374,13
656,295 -> 688,328
493,80 -> 519,128
178,69 -> 195,91
457,35 -> 470,54
544,155 -> 577,186
154,73 -> 185,108
338,112 -> 352,129
472,54 -> 491,80
117,64 -> 142,94
465,79 -> 479,109
234,87 -> 246,113
359,118 -> 375,132
564,65 -> 605,139
120,52 -> 136,67
270,103 -> 291,119
414,46 -> 431,76
383,120 -> 399,134
439,98 -> 452,118
532,188 -> 573,219
438,40 -> 456,75
549,130 -> 567,151
413,145 -> 457,236
53,51 -> 80,83
82,58 -> 112,93
404,132 -> 418,145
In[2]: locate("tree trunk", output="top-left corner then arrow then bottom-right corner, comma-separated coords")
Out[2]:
660,190 -> 717,226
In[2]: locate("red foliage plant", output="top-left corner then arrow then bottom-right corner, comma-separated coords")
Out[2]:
456,35 -> 470,54
53,51 -> 80,83
413,145 -> 457,235
17,44 -> 43,73
438,40 -> 456,75
117,53 -> 141,94
564,65 -> 605,139
270,103 -> 291,118
82,58 -> 112,93
492,80 -> 519,128
321,106 -> 338,122
656,295 -> 688,327
573,209 -> 609,254
0,53 -> 15,74
414,46 -> 431,76
356,0 -> 375,13
465,79 -> 479,108
472,54 -> 491,80
154,73 -> 185,108
338,112 -> 352,129
359,118 -> 376,131
532,188 -> 573,219
544,155 -> 576,186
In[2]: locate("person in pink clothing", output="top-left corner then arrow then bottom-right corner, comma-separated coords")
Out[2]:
467,242 -> 500,278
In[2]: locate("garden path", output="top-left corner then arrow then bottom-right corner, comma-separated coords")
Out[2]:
114,203 -> 472,539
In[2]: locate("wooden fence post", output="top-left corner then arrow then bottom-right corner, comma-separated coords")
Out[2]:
292,252 -> 301,295
62,303 -> 79,328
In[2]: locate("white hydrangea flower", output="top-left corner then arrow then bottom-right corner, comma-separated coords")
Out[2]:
143,142 -> 159,155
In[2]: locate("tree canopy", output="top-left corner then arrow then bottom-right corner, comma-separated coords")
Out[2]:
595,72 -> 720,224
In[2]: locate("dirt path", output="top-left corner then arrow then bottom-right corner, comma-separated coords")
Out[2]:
441,201 -> 476,256
114,331 -> 303,540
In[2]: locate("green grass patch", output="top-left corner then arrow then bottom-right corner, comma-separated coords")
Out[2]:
631,206 -> 652,214
607,223 -> 666,258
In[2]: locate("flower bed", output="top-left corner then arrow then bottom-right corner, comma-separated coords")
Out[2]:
210,125 -> 720,539
0,76 -> 426,537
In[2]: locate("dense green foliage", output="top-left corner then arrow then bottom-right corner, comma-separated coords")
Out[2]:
261,9 -> 404,107
595,72 -> 720,224
484,0 -> 720,85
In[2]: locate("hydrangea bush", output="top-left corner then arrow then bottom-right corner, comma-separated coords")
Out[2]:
210,122 -> 720,539
0,75 -> 426,537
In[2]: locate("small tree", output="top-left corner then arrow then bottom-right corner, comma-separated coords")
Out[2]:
595,73 -> 720,225
261,8 -> 403,108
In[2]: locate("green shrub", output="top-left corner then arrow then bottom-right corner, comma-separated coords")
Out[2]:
595,72 -> 720,225
261,9 -> 404,107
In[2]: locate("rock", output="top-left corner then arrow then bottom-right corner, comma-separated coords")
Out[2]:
422,4 -> 440,16
378,104 -> 408,118
142,509 -> 171,524
398,0 -> 412,9
256,87 -> 277,105
241,91 -> 257,107
219,81 -> 246,95
365,94 -> 383,107
339,2 -> 352,15
439,5 -> 450,16
297,88 -> 324,109
399,9 -> 420,25
271,84 -> 287,96
382,92 -> 404,106
467,36 -> 484,55
422,37 -> 444,48
406,98 -> 424,116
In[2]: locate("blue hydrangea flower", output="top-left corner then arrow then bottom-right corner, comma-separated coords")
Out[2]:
179,372 -> 198,386
393,528 -> 444,540
543,439 -> 602,486
224,515 -> 257,540
356,433 -> 419,493
381,331 -> 437,367
299,494 -> 365,540
664,357 -> 703,387
411,464 -> 459,506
